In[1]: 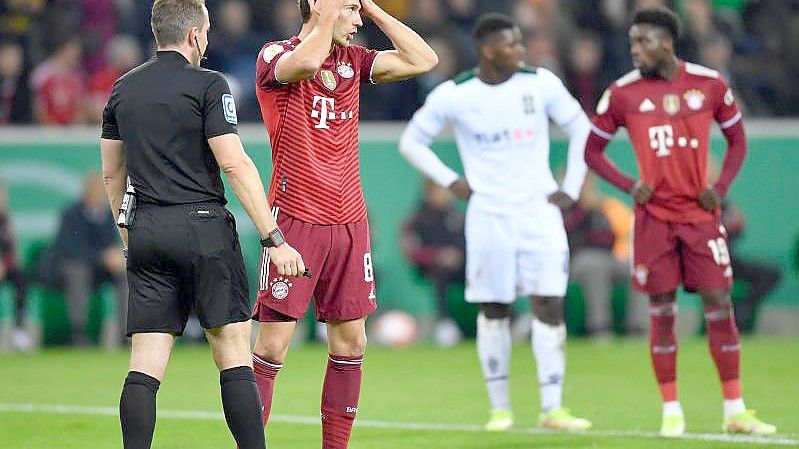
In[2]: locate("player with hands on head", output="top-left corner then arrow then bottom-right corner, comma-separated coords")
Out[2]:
251,1 -> 437,447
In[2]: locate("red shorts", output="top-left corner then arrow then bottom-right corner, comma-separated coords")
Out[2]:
253,212 -> 377,322
632,206 -> 733,295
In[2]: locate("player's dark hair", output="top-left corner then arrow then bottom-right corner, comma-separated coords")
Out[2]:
472,13 -> 516,44
298,0 -> 312,23
632,7 -> 681,40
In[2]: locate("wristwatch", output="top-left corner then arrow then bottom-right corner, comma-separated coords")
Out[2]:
260,228 -> 286,248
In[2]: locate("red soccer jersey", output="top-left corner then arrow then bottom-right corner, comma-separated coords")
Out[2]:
31,61 -> 84,125
255,37 -> 378,225
591,61 -> 741,223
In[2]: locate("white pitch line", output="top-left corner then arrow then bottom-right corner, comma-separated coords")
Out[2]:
0,403 -> 796,446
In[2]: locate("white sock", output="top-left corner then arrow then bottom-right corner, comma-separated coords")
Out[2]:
662,400 -> 683,416
724,398 -> 746,418
531,319 -> 566,413
477,312 -> 511,411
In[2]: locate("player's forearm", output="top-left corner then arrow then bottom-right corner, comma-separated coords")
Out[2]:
223,155 -> 279,238
368,7 -> 438,75
584,131 -> 635,193
281,16 -> 336,79
399,125 -> 459,188
560,114 -> 591,200
714,120 -> 747,198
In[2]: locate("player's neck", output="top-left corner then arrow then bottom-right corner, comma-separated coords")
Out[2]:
476,64 -> 514,85
657,56 -> 681,81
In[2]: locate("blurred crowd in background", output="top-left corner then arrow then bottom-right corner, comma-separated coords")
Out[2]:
2,0 -> 799,126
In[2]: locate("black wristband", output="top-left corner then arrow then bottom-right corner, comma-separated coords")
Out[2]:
260,228 -> 286,248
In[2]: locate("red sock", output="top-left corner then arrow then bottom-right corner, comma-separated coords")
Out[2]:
704,305 -> 742,400
649,302 -> 678,402
252,353 -> 283,426
321,354 -> 363,449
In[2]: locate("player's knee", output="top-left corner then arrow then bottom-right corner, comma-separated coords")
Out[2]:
253,334 -> 292,361
650,292 -> 677,304
329,332 -> 367,357
532,296 -> 564,326
699,289 -> 732,309
479,303 -> 512,320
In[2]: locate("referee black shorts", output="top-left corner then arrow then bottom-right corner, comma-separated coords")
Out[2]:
125,202 -> 250,336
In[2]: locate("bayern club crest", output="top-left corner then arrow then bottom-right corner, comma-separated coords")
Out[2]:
270,277 -> 292,301
337,62 -> 355,79
683,89 -> 705,111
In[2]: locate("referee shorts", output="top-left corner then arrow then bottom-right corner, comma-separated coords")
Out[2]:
125,202 -> 250,336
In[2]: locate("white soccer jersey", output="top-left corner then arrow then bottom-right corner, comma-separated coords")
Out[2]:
400,67 -> 589,214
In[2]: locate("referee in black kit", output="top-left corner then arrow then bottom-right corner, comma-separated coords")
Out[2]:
100,1 -> 305,448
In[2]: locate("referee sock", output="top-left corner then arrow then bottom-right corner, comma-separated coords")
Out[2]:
531,319 -> 566,413
321,354 -> 363,449
220,366 -> 265,449
650,302 -> 679,403
252,353 -> 283,426
120,371 -> 160,449
476,312 -> 511,412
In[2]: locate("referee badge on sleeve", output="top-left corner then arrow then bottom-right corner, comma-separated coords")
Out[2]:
222,93 -> 238,125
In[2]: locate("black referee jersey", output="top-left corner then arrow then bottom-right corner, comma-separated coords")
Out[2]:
101,50 -> 239,205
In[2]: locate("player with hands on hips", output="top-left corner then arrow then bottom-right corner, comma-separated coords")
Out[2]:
400,13 -> 592,433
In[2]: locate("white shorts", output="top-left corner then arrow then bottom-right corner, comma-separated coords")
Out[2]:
464,199 -> 569,303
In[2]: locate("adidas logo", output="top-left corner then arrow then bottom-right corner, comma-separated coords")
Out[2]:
639,98 -> 656,112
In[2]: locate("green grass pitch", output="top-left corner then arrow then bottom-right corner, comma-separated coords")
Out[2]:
1,337 -> 797,448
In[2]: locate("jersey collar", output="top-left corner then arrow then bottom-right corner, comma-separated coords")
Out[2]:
156,50 -> 191,65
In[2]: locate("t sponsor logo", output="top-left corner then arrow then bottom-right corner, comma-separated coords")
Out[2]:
311,96 -> 355,129
649,124 -> 701,156
648,124 -> 674,157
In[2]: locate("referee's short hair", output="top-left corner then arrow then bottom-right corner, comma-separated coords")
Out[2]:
151,0 -> 207,47
632,7 -> 682,40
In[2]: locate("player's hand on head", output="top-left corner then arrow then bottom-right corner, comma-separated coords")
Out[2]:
448,178 -> 472,200
547,190 -> 576,211
358,0 -> 381,17
269,243 -> 306,278
630,180 -> 654,205
312,0 -> 345,19
698,186 -> 722,211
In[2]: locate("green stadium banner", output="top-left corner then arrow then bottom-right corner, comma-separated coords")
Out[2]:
0,124 -> 797,337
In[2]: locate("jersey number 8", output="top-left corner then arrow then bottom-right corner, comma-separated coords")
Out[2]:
363,253 -> 374,282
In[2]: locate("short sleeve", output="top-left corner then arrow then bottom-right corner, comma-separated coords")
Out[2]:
714,78 -> 741,129
204,74 -> 238,139
590,86 -> 623,139
256,41 -> 294,90
540,69 -> 583,127
101,85 -> 121,140
408,81 -> 454,141
351,45 -> 379,84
